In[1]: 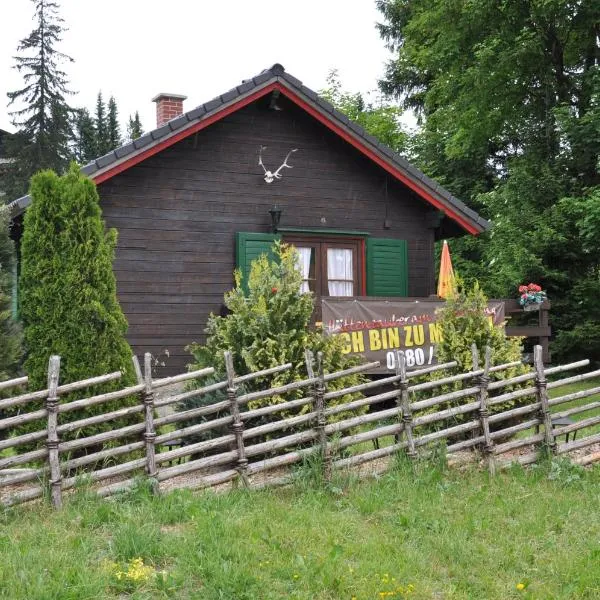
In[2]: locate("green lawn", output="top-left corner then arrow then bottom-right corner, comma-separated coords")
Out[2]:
1,458 -> 600,599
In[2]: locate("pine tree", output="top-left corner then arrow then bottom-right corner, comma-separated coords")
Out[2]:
19,164 -> 135,432
5,0 -> 74,202
107,96 -> 121,150
0,206 -> 22,381
94,91 -> 110,156
127,111 -> 143,141
74,107 -> 97,163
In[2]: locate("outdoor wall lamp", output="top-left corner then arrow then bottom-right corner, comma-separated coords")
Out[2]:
269,204 -> 282,233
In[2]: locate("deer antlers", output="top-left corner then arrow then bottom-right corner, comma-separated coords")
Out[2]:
258,146 -> 298,183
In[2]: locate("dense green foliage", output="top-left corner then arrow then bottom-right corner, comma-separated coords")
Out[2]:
2,458 -> 600,598
73,108 -> 97,164
94,91 -> 110,157
320,70 -> 408,154
377,0 -> 600,364
75,94 -> 135,163
436,282 -> 527,381
4,0 -> 75,202
126,111 -> 143,141
107,96 -> 122,151
0,206 -> 22,380
90,92 -> 122,157
19,164 -> 135,431
187,242 -> 365,412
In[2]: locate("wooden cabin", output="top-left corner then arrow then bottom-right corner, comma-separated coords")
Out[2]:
9,64 -> 489,374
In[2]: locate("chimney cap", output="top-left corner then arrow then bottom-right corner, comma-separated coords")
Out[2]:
152,93 -> 187,103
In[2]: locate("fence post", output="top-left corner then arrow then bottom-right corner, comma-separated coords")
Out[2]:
473,344 -> 495,475
534,344 -> 556,456
305,349 -> 331,480
396,350 -> 417,459
140,353 -> 158,491
46,355 -> 62,509
224,351 -> 249,487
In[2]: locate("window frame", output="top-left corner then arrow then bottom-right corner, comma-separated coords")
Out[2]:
283,235 -> 366,298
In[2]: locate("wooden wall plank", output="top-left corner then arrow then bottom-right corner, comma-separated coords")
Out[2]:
100,96 -> 437,374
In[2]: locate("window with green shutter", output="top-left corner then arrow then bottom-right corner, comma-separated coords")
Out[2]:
366,238 -> 408,297
235,232 -> 280,292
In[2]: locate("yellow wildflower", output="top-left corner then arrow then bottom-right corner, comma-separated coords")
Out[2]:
516,582 -> 526,591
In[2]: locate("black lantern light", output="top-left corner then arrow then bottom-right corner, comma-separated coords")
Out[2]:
269,204 -> 282,233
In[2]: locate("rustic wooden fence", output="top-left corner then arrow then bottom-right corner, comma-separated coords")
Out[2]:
1,344 -> 599,509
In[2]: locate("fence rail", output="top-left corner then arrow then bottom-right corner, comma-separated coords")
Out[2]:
0,343 -> 598,509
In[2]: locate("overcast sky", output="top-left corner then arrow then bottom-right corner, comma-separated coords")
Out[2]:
0,0 -> 396,134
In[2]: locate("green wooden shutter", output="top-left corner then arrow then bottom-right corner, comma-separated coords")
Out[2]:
235,232 -> 280,292
366,238 -> 408,296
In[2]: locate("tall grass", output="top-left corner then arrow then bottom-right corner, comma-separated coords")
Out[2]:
1,456 -> 600,599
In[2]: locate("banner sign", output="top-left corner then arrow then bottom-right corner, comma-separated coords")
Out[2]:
322,299 -> 505,373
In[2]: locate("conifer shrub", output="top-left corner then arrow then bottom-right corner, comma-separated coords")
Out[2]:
18,165 -> 137,444
420,281 -> 529,432
435,282 -> 527,381
0,205 -> 22,382
184,243 -> 366,440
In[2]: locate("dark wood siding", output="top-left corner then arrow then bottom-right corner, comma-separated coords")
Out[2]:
99,96 -> 436,374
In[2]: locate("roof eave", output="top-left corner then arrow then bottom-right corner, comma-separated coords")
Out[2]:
7,64 -> 489,235
274,77 -> 489,235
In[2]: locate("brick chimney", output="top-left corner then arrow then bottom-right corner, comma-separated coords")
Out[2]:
152,93 -> 187,127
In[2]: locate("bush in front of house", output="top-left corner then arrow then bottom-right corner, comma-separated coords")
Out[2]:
421,281 -> 530,433
435,281 -> 527,379
0,205 -> 22,381
18,164 -> 137,443
184,242 -> 366,427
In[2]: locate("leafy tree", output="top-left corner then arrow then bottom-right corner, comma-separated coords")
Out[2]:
0,206 -> 22,381
187,242 -> 365,413
107,96 -> 122,150
19,164 -> 136,435
127,111 -> 143,141
94,91 -> 110,156
320,70 -> 408,154
377,0 -> 600,363
4,0 -> 74,201
74,107 -> 97,163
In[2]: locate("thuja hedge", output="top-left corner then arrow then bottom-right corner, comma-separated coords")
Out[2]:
0,205 -> 22,382
17,164 -> 137,445
184,242 -> 367,439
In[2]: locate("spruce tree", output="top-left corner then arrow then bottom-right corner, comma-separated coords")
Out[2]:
20,164 -> 135,428
5,0 -> 74,202
0,206 -> 22,381
94,92 -> 110,156
127,111 -> 143,141
74,108 -> 97,163
107,96 -> 122,150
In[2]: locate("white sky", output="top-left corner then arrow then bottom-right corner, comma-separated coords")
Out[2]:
0,0 -> 396,134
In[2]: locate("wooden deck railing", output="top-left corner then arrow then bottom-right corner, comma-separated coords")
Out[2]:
502,299 -> 551,363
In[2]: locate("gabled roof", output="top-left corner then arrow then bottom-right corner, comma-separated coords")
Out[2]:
8,64 -> 489,234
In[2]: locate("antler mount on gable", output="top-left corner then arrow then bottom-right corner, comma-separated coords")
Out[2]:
258,146 -> 298,183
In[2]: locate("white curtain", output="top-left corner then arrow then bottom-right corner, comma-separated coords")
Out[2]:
295,247 -> 312,293
327,248 -> 353,296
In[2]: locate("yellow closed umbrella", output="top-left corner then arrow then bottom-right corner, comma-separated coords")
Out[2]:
437,240 -> 456,299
